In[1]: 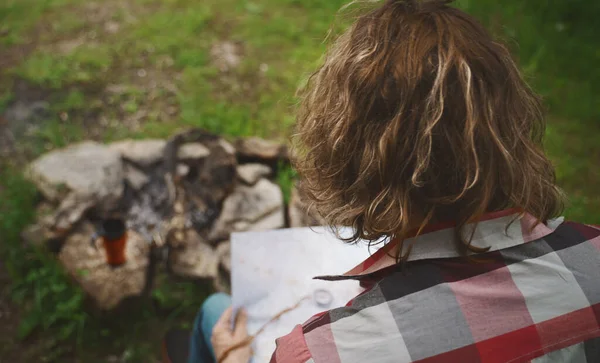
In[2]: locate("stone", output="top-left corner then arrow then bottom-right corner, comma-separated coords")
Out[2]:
245,209 -> 286,231
194,145 -> 237,204
218,139 -> 236,155
165,130 -> 237,225
108,139 -> 166,167
104,20 -> 120,34
214,272 -> 230,294
177,143 -> 210,161
213,241 -> 231,294
21,202 -> 64,248
123,163 -> 149,190
236,163 -> 272,185
166,213 -> 188,249
27,141 -> 124,213
180,141 -> 237,230
126,175 -> 172,241
235,137 -> 288,163
289,185 -> 324,228
21,220 -> 56,247
176,163 -> 190,178
210,41 -> 242,72
35,201 -> 56,217
216,241 -> 231,273
168,230 -> 219,280
209,179 -> 285,242
58,223 -> 149,310
52,193 -> 95,233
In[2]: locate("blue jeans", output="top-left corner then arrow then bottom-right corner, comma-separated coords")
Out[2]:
188,293 -> 232,363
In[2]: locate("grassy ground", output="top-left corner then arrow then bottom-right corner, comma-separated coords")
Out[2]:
0,0 -> 599,361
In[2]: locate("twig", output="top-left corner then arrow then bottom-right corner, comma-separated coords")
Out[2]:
217,296 -> 310,363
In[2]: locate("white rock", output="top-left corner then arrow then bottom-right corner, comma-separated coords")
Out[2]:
210,41 -> 242,72
209,179 -> 284,242
216,241 -> 231,273
123,163 -> 149,190
108,139 -> 166,167
236,163 -> 272,185
289,185 -> 324,228
27,141 -> 123,213
177,143 -> 210,161
58,223 -> 149,310
176,163 -> 190,178
247,209 -> 285,231
21,203 -> 60,247
235,137 -> 286,161
52,193 -> 95,232
169,230 -> 219,279
104,20 -> 120,34
218,139 -> 236,155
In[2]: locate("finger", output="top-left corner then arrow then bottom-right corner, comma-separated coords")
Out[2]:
213,306 -> 233,333
233,308 -> 249,338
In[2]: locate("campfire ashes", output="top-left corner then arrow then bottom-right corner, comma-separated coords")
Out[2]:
22,129 -> 321,310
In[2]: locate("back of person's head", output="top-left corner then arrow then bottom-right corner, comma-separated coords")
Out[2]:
293,0 -> 564,254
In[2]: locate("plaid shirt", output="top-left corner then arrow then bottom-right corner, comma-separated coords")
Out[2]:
269,209 -> 600,363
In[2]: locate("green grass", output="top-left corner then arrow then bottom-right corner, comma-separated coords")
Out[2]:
16,45 -> 113,88
277,162 -> 298,205
0,166 -> 210,362
0,166 -> 87,361
0,0 -> 599,360
0,0 -> 85,46
0,90 -> 14,110
457,0 -> 600,123
34,117 -> 85,150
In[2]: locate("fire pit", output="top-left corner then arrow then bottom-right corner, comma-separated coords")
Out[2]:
22,128 -> 321,310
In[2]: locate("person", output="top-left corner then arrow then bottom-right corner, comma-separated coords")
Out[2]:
189,0 -> 600,362
187,293 -> 251,363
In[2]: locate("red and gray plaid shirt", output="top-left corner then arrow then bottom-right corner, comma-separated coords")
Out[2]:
270,209 -> 600,363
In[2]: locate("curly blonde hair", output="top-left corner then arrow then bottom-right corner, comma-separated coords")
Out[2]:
293,0 -> 564,257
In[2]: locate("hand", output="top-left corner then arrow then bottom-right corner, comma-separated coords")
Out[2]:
211,307 -> 252,363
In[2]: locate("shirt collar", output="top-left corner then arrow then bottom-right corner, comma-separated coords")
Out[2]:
315,208 -> 564,281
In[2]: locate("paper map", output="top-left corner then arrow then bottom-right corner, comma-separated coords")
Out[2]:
231,227 -> 374,363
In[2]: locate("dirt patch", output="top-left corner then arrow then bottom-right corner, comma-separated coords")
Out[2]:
100,66 -> 181,133
210,41 -> 244,72
37,0 -> 148,56
0,80 -> 54,159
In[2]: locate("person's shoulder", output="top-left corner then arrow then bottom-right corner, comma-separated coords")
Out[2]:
270,325 -> 313,363
271,288 -> 396,363
547,219 -> 600,248
568,220 -> 600,233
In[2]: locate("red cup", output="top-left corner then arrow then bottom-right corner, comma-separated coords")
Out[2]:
101,219 -> 127,267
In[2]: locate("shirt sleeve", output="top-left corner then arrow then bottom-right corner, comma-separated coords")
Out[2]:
269,325 -> 314,363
